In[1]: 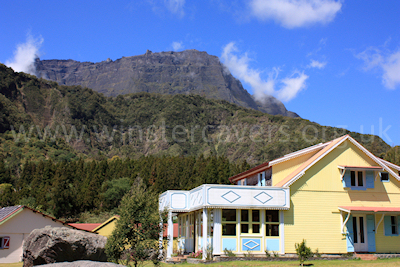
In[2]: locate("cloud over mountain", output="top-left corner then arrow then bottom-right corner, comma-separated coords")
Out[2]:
5,34 -> 43,75
221,42 -> 308,102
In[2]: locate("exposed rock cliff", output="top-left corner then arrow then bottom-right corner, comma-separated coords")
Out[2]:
35,50 -> 298,117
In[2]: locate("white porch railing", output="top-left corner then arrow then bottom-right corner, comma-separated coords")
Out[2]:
159,184 -> 290,212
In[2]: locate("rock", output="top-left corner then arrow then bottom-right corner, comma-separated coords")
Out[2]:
37,260 -> 124,266
23,227 -> 108,267
34,50 -> 298,118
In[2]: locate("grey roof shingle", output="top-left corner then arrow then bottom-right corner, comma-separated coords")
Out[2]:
0,205 -> 22,222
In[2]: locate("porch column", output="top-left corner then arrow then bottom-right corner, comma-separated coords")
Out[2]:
280,210 -> 285,254
202,208 -> 208,260
159,214 -> 164,260
213,209 -> 221,254
167,210 -> 173,259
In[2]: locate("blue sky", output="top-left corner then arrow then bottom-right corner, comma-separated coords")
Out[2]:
1,0 -> 399,146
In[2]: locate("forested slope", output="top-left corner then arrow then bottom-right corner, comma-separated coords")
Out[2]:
0,63 -> 396,220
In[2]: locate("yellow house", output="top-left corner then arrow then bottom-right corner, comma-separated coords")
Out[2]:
92,215 -> 120,237
160,135 -> 400,259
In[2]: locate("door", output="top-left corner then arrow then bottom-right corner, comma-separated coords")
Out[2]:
353,215 -> 368,252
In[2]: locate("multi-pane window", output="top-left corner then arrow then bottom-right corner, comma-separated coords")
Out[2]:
208,209 -> 214,237
265,210 -> 279,236
241,210 -> 260,234
222,209 -> 237,236
351,171 -> 364,187
189,214 -> 194,238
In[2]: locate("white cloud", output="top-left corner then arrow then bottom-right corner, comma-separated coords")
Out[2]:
172,41 -> 184,51
357,46 -> 400,89
5,34 -> 43,75
277,72 -> 309,101
308,59 -> 327,69
164,0 -> 185,17
221,42 -> 308,102
249,0 -> 342,28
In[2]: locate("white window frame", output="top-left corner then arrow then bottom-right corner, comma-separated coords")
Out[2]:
350,170 -> 366,188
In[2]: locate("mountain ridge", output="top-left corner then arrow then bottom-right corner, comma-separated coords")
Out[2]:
34,49 -> 299,118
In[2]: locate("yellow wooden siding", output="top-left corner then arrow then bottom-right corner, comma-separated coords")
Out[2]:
95,219 -> 118,237
272,151 -> 316,186
375,216 -> 400,253
283,139 -> 400,253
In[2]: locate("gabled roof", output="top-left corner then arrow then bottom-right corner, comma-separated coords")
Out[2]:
92,215 -> 120,233
0,205 -> 23,223
69,223 -> 102,232
275,135 -> 400,187
379,158 -> 400,172
0,205 -> 77,229
229,141 -> 329,183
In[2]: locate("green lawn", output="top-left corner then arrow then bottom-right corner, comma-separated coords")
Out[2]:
4,258 -> 400,267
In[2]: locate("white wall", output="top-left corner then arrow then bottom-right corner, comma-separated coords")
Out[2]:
0,209 -> 70,263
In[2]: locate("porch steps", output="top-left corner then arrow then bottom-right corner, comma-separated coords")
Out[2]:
355,253 -> 378,260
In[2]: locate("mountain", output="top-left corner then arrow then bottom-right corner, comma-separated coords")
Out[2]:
34,49 -> 298,118
0,63 -> 391,170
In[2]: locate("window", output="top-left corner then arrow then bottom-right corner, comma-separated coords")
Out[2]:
222,209 -> 237,236
265,168 -> 272,186
178,217 -> 181,237
265,210 -> 279,236
391,216 -> 398,235
351,171 -> 364,187
240,209 -> 260,234
384,215 -> 399,236
246,174 -> 258,186
208,209 -> 214,237
381,172 -> 389,182
0,236 -> 9,249
189,214 -> 194,238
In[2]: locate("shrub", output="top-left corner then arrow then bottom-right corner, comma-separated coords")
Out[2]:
223,248 -> 236,257
295,239 -> 313,267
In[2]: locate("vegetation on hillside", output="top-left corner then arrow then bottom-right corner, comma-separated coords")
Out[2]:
0,64 -> 392,171
1,63 -> 398,220
0,154 -> 246,219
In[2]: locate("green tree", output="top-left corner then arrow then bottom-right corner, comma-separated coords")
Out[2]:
105,177 -> 167,267
101,177 -> 131,210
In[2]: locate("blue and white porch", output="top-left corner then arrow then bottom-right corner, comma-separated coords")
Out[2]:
159,184 -> 290,259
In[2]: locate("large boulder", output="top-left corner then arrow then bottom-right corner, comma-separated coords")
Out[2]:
23,227 -> 108,267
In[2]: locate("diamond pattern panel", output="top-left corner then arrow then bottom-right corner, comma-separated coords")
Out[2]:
221,190 -> 241,203
254,191 -> 273,204
244,240 -> 260,250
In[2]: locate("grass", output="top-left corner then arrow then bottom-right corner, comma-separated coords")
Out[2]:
3,258 -> 400,267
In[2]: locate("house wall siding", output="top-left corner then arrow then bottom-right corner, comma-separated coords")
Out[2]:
283,139 -> 400,253
375,218 -> 400,253
272,151 -> 316,186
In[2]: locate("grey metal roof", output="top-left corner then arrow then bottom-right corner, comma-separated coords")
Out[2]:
0,205 -> 22,222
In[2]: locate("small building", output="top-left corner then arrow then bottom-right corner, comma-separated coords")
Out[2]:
159,135 -> 400,259
92,215 -> 120,237
0,205 -> 75,263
